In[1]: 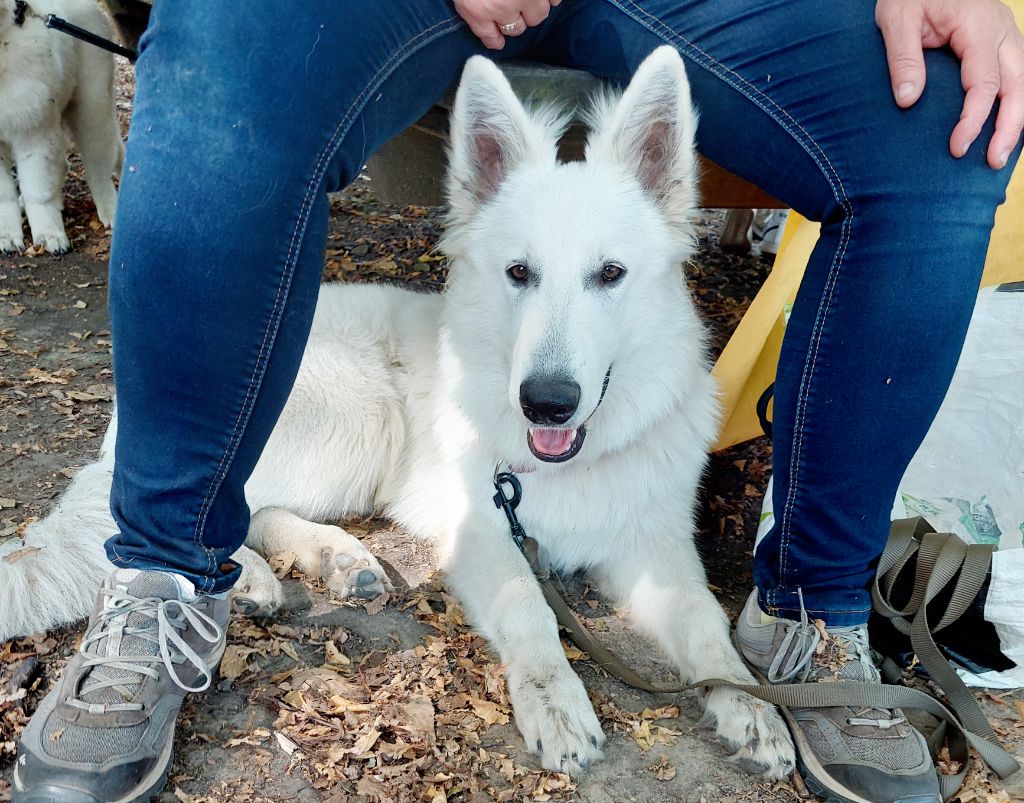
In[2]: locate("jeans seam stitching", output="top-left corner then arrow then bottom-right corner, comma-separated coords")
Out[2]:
766,604 -> 871,615
187,15 -> 463,591
596,0 -> 855,605
600,3 -> 857,607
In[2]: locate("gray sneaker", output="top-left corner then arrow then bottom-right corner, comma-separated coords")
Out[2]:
734,590 -> 940,803
13,569 -> 229,803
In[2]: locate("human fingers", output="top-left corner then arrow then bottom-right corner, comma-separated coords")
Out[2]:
496,13 -> 527,37
876,0 -> 928,106
455,0 -> 506,49
520,0 -> 551,27
987,35 -> 1024,168
950,39 -> 1003,158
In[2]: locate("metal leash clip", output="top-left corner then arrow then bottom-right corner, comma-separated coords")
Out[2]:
492,467 -> 545,576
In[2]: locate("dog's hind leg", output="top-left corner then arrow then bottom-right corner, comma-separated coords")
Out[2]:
593,544 -> 796,780
67,78 -> 123,229
0,143 -> 25,252
11,127 -> 70,253
246,507 -> 392,600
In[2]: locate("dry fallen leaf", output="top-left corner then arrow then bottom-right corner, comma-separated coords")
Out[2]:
2,547 -> 40,565
469,697 -> 510,726
268,550 -> 297,578
219,645 -> 258,680
650,755 -> 677,781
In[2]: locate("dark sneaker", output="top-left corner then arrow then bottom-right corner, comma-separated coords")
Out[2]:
13,569 -> 229,802
735,590 -> 940,803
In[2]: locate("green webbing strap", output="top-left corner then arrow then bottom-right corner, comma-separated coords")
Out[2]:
870,518 -> 1019,786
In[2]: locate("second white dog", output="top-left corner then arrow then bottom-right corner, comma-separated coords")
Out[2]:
0,0 -> 123,253
0,47 -> 796,777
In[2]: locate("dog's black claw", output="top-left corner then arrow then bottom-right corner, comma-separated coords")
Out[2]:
232,597 -> 258,615
536,739 -> 542,753
734,756 -> 771,775
590,735 -> 599,747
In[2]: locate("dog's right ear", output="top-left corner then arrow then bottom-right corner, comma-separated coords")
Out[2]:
447,57 -> 556,225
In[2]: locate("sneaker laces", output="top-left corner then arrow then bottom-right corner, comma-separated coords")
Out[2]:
767,589 -> 906,730
67,587 -> 223,714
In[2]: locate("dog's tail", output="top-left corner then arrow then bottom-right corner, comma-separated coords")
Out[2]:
0,457 -> 116,642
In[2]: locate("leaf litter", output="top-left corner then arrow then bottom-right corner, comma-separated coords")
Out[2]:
3,63 -> 1024,800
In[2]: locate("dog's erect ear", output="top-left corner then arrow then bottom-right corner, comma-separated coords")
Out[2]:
447,57 -> 558,224
587,46 -> 698,228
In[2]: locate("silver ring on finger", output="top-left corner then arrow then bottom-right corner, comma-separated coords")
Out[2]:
498,17 -> 524,34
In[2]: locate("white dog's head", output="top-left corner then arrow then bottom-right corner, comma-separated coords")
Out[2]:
439,46 -> 712,468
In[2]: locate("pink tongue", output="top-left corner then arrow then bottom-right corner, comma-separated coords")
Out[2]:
530,428 -> 575,456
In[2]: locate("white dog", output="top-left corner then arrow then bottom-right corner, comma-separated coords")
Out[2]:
0,47 -> 795,778
0,0 -> 123,253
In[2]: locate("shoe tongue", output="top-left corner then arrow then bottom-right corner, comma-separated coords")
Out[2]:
78,572 -> 193,705
123,570 -> 189,601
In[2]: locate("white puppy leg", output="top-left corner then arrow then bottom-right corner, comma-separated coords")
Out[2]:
443,523 -> 606,775
66,84 -> 123,228
230,544 -> 285,616
246,507 -> 391,599
594,543 -> 795,780
12,128 -> 69,253
0,144 -> 24,252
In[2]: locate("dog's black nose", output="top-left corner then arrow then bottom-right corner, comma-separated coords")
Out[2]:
519,377 -> 581,425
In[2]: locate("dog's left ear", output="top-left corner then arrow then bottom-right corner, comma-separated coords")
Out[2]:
587,46 -> 698,229
447,57 -> 558,227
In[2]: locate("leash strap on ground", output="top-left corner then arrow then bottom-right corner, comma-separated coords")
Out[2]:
493,474 -> 1020,796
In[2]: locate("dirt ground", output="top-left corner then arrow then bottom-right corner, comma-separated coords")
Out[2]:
3,66 -> 1024,803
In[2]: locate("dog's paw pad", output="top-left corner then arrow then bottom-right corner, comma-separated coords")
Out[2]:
321,546 -> 392,600
230,589 -> 282,617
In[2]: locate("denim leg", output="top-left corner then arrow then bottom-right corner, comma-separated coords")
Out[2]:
546,0 -> 1020,624
105,1 -> 543,593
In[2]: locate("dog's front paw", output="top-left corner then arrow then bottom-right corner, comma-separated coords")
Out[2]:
704,687 -> 795,780
509,668 -> 606,775
318,536 -> 393,600
0,231 -> 24,253
33,229 -> 71,254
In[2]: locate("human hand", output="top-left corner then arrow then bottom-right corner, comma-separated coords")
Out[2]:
875,0 -> 1024,168
455,0 -> 560,50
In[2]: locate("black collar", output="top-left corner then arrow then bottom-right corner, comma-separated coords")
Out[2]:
14,0 -> 29,26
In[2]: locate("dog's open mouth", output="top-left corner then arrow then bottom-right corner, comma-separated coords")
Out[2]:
527,426 -> 586,463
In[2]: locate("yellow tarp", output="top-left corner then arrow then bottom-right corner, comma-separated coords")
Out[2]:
711,146 -> 1024,452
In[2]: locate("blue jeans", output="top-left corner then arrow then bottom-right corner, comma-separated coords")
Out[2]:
107,0 -> 1019,625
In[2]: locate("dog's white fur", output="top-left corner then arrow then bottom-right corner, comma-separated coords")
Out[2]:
0,48 -> 795,777
0,0 -> 123,253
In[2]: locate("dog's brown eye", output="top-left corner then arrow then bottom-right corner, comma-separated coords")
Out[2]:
507,263 -> 529,284
601,264 -> 625,284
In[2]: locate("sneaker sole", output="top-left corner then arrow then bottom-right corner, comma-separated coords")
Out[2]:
14,739 -> 173,803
